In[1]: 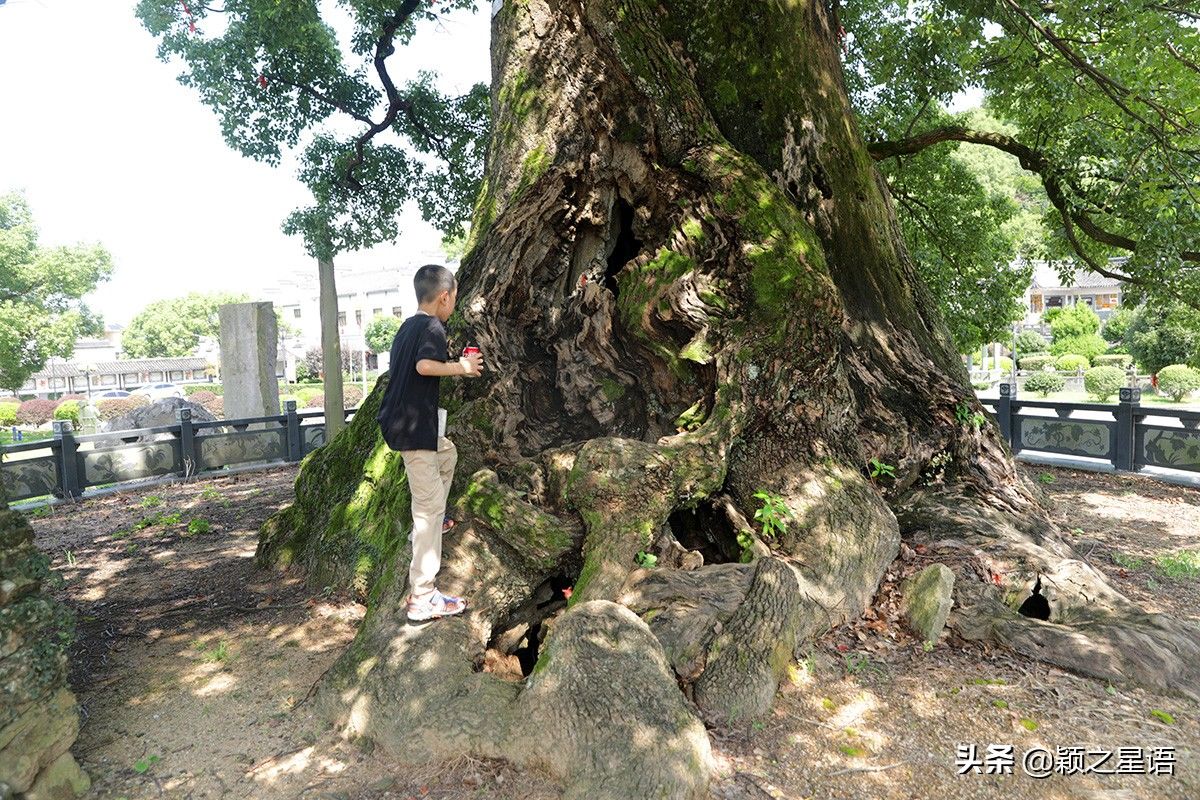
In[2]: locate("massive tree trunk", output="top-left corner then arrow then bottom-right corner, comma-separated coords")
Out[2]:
257,1 -> 1200,796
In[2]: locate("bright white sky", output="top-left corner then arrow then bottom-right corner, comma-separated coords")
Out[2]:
0,0 -> 491,326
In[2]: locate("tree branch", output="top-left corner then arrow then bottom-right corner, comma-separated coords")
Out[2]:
264,73 -> 374,126
342,0 -> 424,189
868,126 -> 1200,265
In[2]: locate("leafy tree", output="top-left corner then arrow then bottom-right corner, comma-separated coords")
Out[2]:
137,0 -> 489,435
0,193 -> 112,395
1102,307 -> 1135,344
1048,302 -> 1106,360
849,0 -> 1200,312
122,292 -> 249,358
123,292 -> 298,358
1125,303 -> 1200,374
364,315 -> 402,354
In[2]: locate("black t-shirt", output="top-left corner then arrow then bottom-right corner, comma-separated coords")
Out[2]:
377,313 -> 448,451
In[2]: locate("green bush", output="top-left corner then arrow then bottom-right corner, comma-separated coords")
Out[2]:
1024,372 -> 1066,397
1157,365 -> 1200,402
1055,353 -> 1090,372
0,403 -> 17,426
1084,366 -> 1125,402
1093,353 -> 1133,368
53,400 -> 82,426
185,383 -> 223,396
1019,354 -> 1055,371
1015,330 -> 1048,353
1102,307 -> 1134,344
1050,333 -> 1108,361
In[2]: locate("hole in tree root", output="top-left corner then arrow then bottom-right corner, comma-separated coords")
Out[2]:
1018,576 -> 1051,621
603,198 -> 641,297
668,501 -> 741,565
481,572 -> 575,681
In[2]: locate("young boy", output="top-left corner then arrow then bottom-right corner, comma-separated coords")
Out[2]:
376,264 -> 484,622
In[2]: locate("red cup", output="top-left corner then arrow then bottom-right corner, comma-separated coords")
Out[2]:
463,346 -> 480,357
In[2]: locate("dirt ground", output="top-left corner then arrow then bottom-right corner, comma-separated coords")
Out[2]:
28,463 -> 1200,799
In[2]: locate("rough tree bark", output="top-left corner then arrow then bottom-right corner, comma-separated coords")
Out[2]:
256,1 -> 1200,796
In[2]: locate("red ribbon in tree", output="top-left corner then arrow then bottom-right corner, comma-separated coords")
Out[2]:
258,75 -> 269,89
180,1 -> 196,33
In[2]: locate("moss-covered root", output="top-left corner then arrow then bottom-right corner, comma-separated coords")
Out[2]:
566,436 -> 727,604
512,601 -> 714,800
692,557 -> 801,724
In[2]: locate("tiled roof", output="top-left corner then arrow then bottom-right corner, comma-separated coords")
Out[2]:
1028,259 -> 1127,291
32,357 -> 209,379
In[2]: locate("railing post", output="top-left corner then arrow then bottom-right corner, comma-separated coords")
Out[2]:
177,407 -> 197,477
285,400 -> 302,462
52,420 -> 82,500
998,383 -> 1017,447
1115,386 -> 1141,472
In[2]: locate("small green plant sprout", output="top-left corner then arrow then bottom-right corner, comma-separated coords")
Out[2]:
199,486 -> 223,501
132,754 -> 160,774
1111,551 -> 1145,570
200,640 -> 230,663
186,518 -> 212,535
752,490 -> 793,540
139,495 -> 163,508
1019,718 -> 1039,732
992,699 -> 1009,709
28,505 -> 51,519
868,457 -> 896,480
1155,550 -> 1200,580
1150,709 -> 1176,725
160,512 -> 182,525
1105,684 -> 1118,697
635,550 -> 658,569
922,639 -> 934,653
1037,472 -> 1056,485
63,549 -> 76,567
954,402 -> 987,430
133,515 -> 157,530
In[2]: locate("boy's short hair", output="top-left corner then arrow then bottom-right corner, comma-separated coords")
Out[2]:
414,264 -> 457,303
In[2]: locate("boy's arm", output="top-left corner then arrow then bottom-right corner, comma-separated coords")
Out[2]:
416,357 -> 481,377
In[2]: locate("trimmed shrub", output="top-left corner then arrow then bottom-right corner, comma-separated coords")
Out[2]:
1015,330 -> 1048,354
1157,365 -> 1200,402
190,391 -> 223,417
1084,366 -> 1125,402
0,403 -> 16,426
1020,354 -> 1055,371
343,385 -> 364,407
1055,353 -> 1090,372
1093,353 -> 1133,368
16,399 -> 58,426
97,398 -> 141,421
1025,372 -> 1066,398
185,384 -> 223,396
53,400 -> 82,426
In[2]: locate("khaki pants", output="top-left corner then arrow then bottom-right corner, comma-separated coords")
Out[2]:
401,436 -> 457,599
